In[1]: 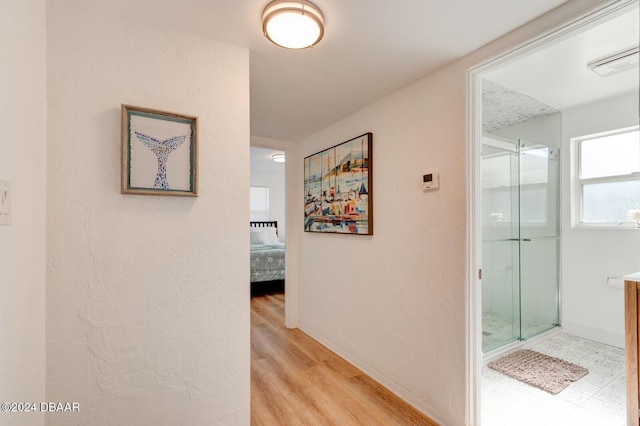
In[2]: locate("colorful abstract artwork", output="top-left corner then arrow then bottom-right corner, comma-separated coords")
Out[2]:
121,105 -> 198,196
304,133 -> 372,235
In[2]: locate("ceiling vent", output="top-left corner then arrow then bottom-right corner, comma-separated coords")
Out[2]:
587,46 -> 639,76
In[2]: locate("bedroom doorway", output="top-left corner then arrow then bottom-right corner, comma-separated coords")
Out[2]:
249,146 -> 287,297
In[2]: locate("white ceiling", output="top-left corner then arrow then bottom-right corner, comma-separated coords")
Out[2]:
85,0 -> 569,142
251,147 -> 285,173
485,4 -> 639,111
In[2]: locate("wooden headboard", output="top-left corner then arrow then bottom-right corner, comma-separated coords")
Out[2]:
250,221 -> 278,237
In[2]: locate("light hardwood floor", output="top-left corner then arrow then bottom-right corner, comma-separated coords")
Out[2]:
251,292 -> 439,425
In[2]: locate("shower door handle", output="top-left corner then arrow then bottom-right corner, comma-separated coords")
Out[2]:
522,236 -> 559,242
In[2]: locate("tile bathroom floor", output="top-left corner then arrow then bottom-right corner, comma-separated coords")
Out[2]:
482,333 -> 626,426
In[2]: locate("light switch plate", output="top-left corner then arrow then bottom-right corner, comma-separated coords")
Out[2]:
0,179 -> 11,225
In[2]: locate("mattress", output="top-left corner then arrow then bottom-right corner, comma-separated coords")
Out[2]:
250,243 -> 285,283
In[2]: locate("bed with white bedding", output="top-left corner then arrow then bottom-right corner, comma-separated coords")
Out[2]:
250,221 -> 285,295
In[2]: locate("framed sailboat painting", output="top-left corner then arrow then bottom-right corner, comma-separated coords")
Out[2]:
304,132 -> 373,235
121,104 -> 198,196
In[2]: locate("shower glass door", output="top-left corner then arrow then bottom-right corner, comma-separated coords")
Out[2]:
482,138 -> 521,351
518,140 -> 559,340
481,137 -> 559,352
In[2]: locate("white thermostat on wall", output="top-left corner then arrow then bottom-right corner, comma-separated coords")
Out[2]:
422,173 -> 439,191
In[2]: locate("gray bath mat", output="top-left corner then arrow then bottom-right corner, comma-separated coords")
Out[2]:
488,349 -> 589,394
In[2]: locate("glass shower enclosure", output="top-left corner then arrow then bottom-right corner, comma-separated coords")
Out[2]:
481,136 -> 560,352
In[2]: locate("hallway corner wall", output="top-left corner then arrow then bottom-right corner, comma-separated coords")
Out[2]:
46,1 -> 251,423
0,2 -> 47,425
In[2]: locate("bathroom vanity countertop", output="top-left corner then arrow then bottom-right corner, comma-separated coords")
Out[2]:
624,272 -> 640,282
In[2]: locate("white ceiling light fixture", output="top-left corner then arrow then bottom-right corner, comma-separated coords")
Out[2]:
272,153 -> 286,163
262,0 -> 325,49
587,46 -> 639,77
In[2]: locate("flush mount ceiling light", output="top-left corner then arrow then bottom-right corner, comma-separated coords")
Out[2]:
587,46 -> 639,77
262,0 -> 325,49
272,153 -> 286,163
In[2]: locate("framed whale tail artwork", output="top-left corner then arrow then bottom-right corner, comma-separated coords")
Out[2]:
121,104 -> 198,197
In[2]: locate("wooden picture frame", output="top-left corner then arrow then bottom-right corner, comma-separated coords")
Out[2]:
304,132 -> 373,235
121,104 -> 198,196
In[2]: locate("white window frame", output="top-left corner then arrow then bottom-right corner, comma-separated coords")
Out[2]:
571,125 -> 640,229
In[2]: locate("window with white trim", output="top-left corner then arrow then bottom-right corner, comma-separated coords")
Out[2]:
573,127 -> 640,227
250,186 -> 270,221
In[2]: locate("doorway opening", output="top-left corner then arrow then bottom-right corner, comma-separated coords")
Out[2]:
467,1 -> 639,424
249,146 -> 286,297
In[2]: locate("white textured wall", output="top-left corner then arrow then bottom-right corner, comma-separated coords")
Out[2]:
561,91 -> 640,348
46,1 -> 250,425
0,1 -> 47,425
297,64 -> 468,425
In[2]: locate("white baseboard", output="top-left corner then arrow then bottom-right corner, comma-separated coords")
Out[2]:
561,320 -> 624,349
297,321 -> 463,426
